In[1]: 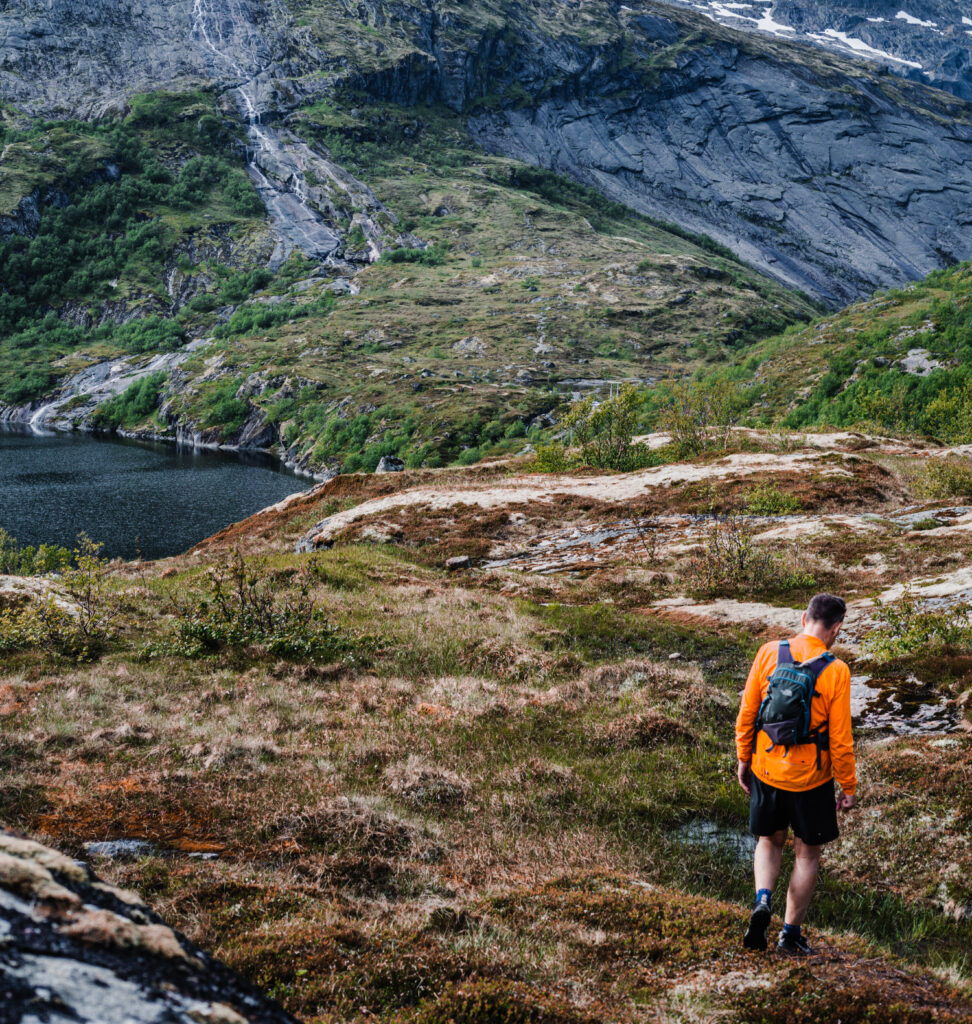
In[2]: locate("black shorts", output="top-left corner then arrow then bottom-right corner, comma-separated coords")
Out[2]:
750,776 -> 839,846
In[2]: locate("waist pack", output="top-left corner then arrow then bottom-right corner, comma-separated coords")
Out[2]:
755,640 -> 834,770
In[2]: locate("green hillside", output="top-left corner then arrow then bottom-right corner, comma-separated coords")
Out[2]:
740,263 -> 972,443
0,93 -> 814,471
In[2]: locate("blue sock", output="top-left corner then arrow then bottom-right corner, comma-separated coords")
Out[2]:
755,888 -> 772,907
783,922 -> 801,939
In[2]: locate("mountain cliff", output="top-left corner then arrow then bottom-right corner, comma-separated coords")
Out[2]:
2,1 -> 972,303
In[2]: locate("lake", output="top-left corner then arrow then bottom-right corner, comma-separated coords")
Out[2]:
0,429 -> 307,560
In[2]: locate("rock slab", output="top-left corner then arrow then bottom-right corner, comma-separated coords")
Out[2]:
0,829 -> 297,1024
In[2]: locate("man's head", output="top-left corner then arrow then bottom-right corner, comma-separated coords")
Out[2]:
801,593 -> 846,647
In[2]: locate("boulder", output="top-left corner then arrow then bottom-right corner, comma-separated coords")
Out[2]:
375,455 -> 405,473
0,829 -> 297,1023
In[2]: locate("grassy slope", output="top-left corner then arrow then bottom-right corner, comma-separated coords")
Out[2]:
0,91 -> 274,404
2,441 -> 972,1021
0,92 -> 815,470
738,263 -> 972,441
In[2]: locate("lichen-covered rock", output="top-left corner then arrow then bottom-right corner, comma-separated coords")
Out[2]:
0,830 -> 297,1024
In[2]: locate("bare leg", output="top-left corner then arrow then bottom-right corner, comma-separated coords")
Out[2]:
785,837 -> 822,926
754,830 -> 787,894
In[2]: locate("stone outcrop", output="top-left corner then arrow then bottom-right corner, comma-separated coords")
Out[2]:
462,8 -> 972,305
0,829 -> 297,1024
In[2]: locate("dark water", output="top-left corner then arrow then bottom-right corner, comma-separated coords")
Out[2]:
0,429 -> 307,560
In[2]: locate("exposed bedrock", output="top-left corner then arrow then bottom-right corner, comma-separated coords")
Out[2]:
465,43 -> 972,306
0,829 -> 297,1024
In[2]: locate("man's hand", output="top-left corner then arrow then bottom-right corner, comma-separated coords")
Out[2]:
737,759 -> 752,796
836,792 -> 857,812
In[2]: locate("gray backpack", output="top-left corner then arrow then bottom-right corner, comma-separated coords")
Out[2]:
754,640 -> 834,769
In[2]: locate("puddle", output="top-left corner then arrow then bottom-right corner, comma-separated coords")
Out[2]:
83,839 -> 155,861
81,838 -> 221,862
850,674 -> 957,734
681,819 -> 756,863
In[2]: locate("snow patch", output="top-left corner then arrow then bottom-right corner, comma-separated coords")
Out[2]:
895,10 -> 937,27
813,29 -> 923,68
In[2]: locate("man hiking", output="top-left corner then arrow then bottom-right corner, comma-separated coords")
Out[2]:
735,593 -> 857,955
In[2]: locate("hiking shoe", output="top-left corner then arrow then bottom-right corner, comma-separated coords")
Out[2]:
743,895 -> 772,950
777,930 -> 813,956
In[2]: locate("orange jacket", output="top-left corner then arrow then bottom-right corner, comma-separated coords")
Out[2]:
735,634 -> 856,795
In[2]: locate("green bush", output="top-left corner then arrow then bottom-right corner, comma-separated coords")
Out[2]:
0,529 -> 72,575
532,442 -> 574,473
743,480 -> 802,515
863,594 -> 972,664
378,245 -> 447,267
0,534 -> 116,661
654,378 -> 743,457
561,384 -> 654,471
224,173 -> 264,217
144,549 -> 356,662
686,516 -> 814,599
914,458 -> 972,499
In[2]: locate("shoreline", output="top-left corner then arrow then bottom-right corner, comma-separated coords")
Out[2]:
0,409 -> 333,484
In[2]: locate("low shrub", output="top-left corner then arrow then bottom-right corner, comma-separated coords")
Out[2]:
863,593 -> 972,664
654,378 -> 743,457
914,457 -> 972,499
686,516 -> 815,598
409,980 -> 594,1024
145,548 -> 358,662
531,442 -> 574,473
734,972 -> 943,1024
560,384 -> 656,472
743,480 -> 802,515
91,371 -> 167,429
0,534 -> 116,661
379,245 -> 447,266
0,529 -> 72,575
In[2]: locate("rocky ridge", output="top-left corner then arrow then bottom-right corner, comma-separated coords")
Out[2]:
668,0 -> 972,101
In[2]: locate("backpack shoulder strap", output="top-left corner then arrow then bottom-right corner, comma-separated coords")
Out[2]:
776,640 -> 794,666
800,651 -> 835,683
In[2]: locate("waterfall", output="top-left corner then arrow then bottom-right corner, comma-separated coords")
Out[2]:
190,0 -> 342,262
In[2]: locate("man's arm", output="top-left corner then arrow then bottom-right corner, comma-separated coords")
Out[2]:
829,663 -> 858,807
735,646 -> 767,793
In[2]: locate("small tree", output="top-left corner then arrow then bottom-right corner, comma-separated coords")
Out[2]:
562,384 -> 650,471
657,378 -> 741,456
61,533 -> 117,648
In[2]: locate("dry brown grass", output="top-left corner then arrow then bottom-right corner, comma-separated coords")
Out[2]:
5,437 -> 972,1022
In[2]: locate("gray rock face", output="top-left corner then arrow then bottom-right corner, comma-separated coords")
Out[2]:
0,829 -> 297,1024
465,31 -> 972,305
0,0 -> 276,117
667,0 -> 972,101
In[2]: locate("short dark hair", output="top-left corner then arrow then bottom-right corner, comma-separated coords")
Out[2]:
807,593 -> 846,629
